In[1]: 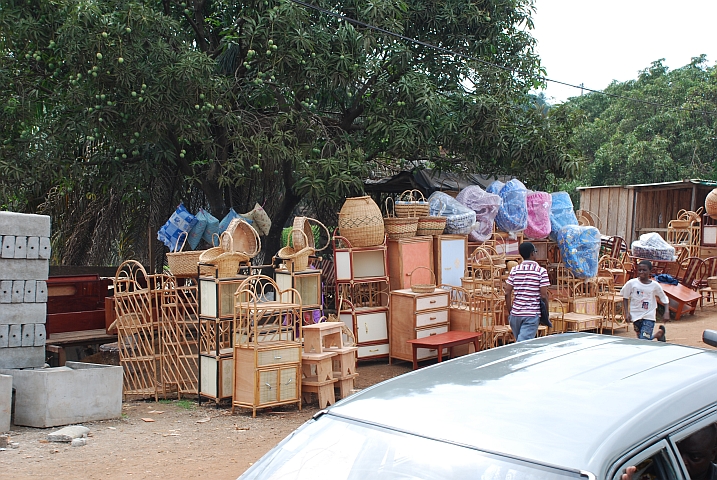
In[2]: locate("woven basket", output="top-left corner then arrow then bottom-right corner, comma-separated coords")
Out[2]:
384,197 -> 418,239
277,230 -> 314,272
708,276 -> 717,289
291,217 -> 330,252
221,218 -> 261,258
166,232 -> 203,277
706,189 -> 717,218
408,266 -> 436,293
200,232 -> 249,278
338,196 -> 385,247
416,216 -> 447,236
395,189 -> 430,218
670,219 -> 690,229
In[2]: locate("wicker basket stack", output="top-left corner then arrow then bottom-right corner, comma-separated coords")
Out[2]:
384,197 -> 418,239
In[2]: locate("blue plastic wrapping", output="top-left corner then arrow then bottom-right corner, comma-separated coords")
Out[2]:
428,191 -> 476,235
556,225 -> 601,278
495,179 -> 528,234
455,186 -> 502,242
549,192 -> 578,241
157,203 -> 198,251
199,209 -> 220,245
486,180 -> 504,195
185,210 -> 207,250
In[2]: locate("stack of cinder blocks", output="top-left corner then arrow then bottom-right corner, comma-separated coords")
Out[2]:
0,211 -> 50,369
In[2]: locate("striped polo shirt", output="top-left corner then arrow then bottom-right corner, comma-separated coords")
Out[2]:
505,260 -> 550,316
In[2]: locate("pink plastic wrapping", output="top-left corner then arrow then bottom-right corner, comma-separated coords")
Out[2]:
524,191 -> 552,240
456,186 -> 502,242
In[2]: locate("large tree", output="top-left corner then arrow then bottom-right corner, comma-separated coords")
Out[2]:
557,56 -> 717,187
0,0 -> 576,267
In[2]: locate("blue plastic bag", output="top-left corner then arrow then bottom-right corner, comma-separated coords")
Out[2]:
549,192 -> 578,241
556,225 -> 601,278
218,208 -> 253,234
198,209 -> 220,245
185,209 -> 207,250
495,179 -> 528,234
486,180 -> 505,195
157,203 -> 198,251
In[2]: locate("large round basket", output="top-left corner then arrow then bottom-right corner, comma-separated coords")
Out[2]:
706,189 -> 717,218
338,196 -> 385,247
277,230 -> 314,272
221,218 -> 261,258
416,216 -> 447,236
708,276 -> 717,290
200,233 -> 249,278
166,232 -> 203,277
395,189 -> 430,218
408,266 -> 436,294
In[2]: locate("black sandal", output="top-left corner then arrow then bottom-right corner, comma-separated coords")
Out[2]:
658,325 -> 666,342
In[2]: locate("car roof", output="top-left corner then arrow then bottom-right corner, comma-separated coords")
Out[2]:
327,334 -> 717,477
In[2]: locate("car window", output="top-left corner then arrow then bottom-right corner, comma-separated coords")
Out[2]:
613,440 -> 681,480
669,416 -> 717,480
243,415 -> 588,480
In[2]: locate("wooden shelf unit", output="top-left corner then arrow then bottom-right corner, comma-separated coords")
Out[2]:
232,275 -> 303,417
389,288 -> 450,365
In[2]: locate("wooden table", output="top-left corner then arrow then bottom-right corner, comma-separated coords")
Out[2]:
407,331 -> 481,370
661,283 -> 702,320
46,328 -> 117,366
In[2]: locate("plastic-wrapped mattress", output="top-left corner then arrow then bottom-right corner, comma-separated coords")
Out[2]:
455,186 -> 501,242
549,192 -> 578,241
631,232 -> 676,261
495,179 -> 528,234
524,191 -> 552,240
556,225 -> 601,278
428,191 -> 476,235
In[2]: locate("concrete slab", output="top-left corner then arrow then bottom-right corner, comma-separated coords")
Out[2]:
0,259 -> 49,281
0,280 -> 10,303
35,281 -> 47,302
0,374 -> 11,432
0,362 -> 122,428
11,280 -> 24,303
38,237 -> 51,260
8,325 -> 21,347
34,324 -> 45,347
47,425 -> 89,442
25,237 -> 39,259
0,303 -> 46,325
0,346 -> 45,369
21,324 -> 34,347
14,236 -> 26,259
0,212 -> 51,237
24,280 -> 36,303
0,325 -> 7,348
1,236 -> 15,258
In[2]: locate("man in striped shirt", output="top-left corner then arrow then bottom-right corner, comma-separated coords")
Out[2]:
504,242 -> 550,342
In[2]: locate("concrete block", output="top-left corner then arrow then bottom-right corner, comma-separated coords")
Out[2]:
14,236 -> 26,259
21,324 -> 34,347
25,237 -> 39,259
0,346 -> 45,368
0,303 -> 46,325
8,325 -> 21,347
24,280 -> 36,303
0,211 -> 51,237
0,362 -> 123,428
0,280 -> 10,303
48,425 -> 90,442
35,281 -> 47,302
0,325 -> 7,347
34,324 -> 45,346
11,280 -> 24,303
1,236 -> 15,258
0,259 -> 49,280
0,374 -> 11,432
39,237 -> 51,260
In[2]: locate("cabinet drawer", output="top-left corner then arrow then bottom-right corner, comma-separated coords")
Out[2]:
415,309 -> 448,328
357,343 -> 389,358
415,294 -> 448,311
257,346 -> 300,367
415,325 -> 449,360
356,311 -> 388,343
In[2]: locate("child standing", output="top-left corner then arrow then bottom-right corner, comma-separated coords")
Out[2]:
620,260 -> 669,341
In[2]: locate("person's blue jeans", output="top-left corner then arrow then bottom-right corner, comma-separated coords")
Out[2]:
509,314 -> 540,342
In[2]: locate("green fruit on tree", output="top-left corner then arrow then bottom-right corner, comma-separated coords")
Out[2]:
96,52 -> 102,59
125,27 -> 131,33
131,91 -> 137,97
134,132 -> 140,137
117,57 -> 124,63
102,32 -> 108,38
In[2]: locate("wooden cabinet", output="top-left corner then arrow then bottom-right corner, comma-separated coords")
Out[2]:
199,349 -> 233,401
433,235 -> 467,287
232,276 -> 303,417
389,288 -> 450,364
339,306 -> 389,360
387,237 -> 434,291
334,243 -> 388,282
275,268 -> 322,310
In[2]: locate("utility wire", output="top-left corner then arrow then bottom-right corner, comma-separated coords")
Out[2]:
288,0 -> 717,116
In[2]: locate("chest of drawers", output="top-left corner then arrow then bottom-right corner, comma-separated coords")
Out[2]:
389,288 -> 450,363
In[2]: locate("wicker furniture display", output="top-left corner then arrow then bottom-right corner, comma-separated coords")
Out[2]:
389,287 -> 450,365
275,267 -> 323,323
232,276 -> 303,417
333,235 -> 390,360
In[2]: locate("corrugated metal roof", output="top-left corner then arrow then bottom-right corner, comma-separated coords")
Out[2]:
577,179 -> 717,191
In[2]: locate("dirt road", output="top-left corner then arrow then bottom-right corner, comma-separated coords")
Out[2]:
1,307 -> 716,479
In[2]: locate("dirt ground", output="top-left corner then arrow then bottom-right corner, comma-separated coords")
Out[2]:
2,307 -> 717,479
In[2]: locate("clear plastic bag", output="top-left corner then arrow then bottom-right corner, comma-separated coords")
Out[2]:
556,225 -> 601,278
456,186 -> 502,242
524,191 -> 552,240
631,232 -> 676,261
549,192 -> 578,241
428,191 -> 476,235
495,179 -> 528,234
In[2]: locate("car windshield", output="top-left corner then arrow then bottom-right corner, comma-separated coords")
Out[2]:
242,415 -> 587,480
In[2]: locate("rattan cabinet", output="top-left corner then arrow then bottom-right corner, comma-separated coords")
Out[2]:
387,237 -> 434,291
433,235 -> 467,287
389,288 -> 450,364
232,275 -> 303,417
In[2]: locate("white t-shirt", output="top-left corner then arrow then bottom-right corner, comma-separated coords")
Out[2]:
619,278 -> 669,321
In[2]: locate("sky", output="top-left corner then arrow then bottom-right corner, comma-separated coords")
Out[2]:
531,0 -> 717,103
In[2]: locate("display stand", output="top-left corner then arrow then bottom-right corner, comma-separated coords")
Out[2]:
275,265 -> 323,324
232,275 -> 302,417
